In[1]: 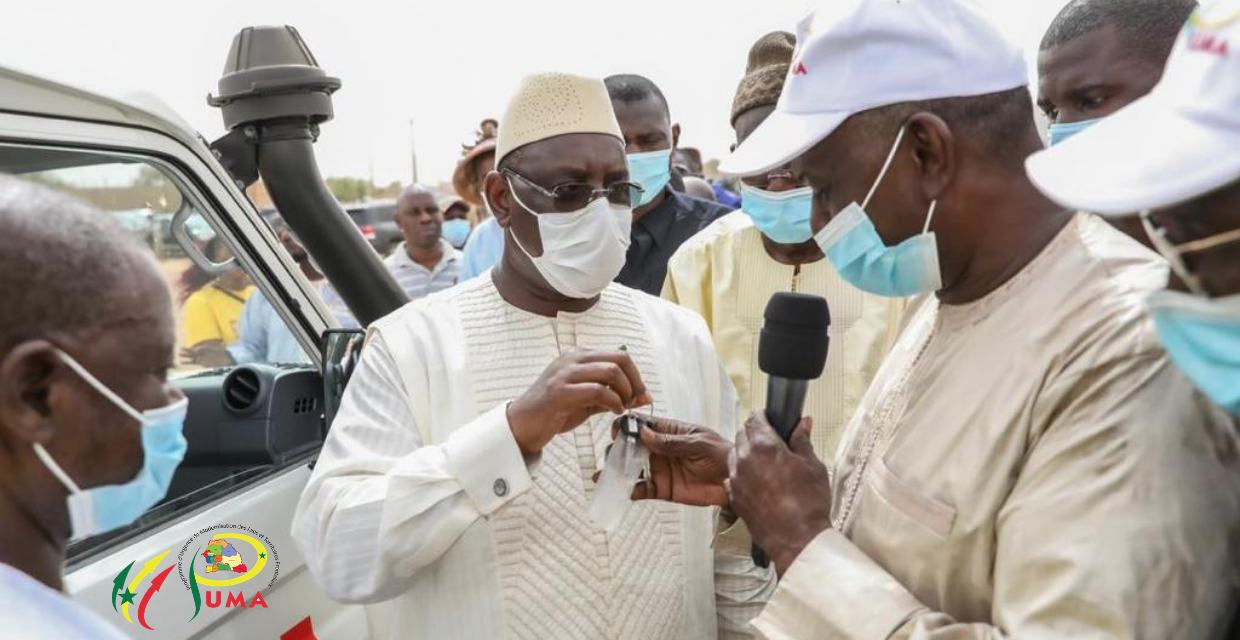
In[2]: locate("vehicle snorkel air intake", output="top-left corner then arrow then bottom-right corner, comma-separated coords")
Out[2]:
208,25 -> 407,328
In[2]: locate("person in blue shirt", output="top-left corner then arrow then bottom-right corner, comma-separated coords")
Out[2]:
458,216 -> 505,281
454,122 -> 505,281
228,290 -> 310,364
229,229 -> 329,364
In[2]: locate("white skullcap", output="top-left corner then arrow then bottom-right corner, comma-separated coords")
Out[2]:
495,72 -> 624,166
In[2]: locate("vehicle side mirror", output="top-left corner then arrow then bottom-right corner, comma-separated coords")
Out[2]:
321,328 -> 365,430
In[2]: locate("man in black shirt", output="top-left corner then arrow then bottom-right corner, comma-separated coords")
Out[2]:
605,74 -> 732,295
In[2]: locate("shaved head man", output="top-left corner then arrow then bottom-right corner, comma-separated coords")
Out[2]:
321,184 -> 462,329
393,184 -> 444,262
1039,0 -> 1196,134
385,184 -> 460,303
1038,0 -> 1196,244
0,175 -> 185,639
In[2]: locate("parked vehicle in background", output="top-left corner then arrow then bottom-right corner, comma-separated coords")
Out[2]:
152,210 -> 214,258
113,207 -> 155,242
345,200 -> 401,255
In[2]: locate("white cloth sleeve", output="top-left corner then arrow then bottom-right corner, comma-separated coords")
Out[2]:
290,333 -> 538,604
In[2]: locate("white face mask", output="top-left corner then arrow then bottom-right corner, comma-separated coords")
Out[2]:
506,180 -> 633,299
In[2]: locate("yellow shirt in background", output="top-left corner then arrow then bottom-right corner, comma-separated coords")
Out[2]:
663,211 -> 904,459
182,284 -> 253,348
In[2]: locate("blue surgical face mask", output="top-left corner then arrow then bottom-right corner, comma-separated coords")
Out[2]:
1047,117 -> 1103,146
32,350 -> 188,539
814,126 -> 942,297
442,219 -> 471,249
1147,289 -> 1240,416
627,149 -> 673,207
741,184 -> 814,244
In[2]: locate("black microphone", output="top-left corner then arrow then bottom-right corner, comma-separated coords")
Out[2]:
751,292 -> 830,568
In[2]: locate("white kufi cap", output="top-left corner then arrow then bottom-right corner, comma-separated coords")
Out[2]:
496,72 -> 624,166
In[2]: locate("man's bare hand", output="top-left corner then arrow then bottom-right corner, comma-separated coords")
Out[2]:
729,411 -> 832,576
508,350 -> 652,456
628,417 -> 731,507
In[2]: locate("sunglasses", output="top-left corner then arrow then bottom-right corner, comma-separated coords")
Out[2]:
503,169 -> 643,213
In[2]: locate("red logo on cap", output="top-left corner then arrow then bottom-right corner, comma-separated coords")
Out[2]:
1189,31 -> 1230,56
793,62 -> 808,76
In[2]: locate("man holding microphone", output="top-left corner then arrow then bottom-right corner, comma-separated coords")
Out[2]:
637,0 -> 1240,637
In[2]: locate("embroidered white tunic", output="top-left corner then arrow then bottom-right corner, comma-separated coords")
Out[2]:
292,276 -> 773,639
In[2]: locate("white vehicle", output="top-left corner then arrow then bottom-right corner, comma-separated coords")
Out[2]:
1,25 -> 405,639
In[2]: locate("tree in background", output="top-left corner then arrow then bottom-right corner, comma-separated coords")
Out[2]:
324,177 -> 402,203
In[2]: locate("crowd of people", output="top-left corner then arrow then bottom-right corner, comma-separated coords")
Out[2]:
1,0 -> 1239,638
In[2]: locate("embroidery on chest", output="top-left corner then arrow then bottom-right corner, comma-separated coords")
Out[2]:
458,289 -> 686,638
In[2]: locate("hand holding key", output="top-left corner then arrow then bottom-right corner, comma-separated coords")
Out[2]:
508,349 -> 652,456
629,417 -> 731,507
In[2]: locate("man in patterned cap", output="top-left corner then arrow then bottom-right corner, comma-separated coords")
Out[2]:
663,31 -> 903,461
293,72 -> 772,639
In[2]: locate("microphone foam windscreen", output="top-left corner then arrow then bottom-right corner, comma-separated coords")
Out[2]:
759,292 -> 830,380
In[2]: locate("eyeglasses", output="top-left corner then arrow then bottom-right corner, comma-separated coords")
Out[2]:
1140,209 -> 1240,296
502,169 -> 643,213
741,169 -> 807,191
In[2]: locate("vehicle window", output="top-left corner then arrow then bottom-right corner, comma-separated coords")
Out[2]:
13,150 -> 313,374
2,143 -> 323,561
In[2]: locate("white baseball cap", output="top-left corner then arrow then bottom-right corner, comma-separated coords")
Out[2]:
1026,0 -> 1240,215
720,0 -> 1028,177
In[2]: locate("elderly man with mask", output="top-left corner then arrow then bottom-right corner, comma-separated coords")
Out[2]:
605,74 -> 733,295
1037,0 -> 1197,246
633,1 -> 1240,638
664,31 -> 902,460
292,72 -> 772,640
0,177 -> 187,639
